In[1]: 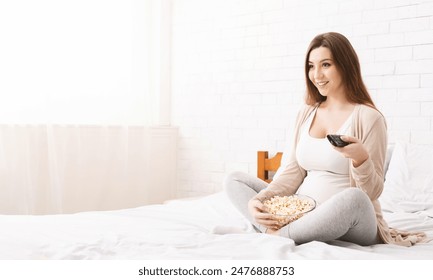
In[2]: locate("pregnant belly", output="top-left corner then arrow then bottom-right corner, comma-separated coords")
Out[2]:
296,171 -> 350,205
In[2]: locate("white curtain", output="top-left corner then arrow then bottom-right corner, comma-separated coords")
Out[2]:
0,125 -> 154,214
0,0 -> 175,214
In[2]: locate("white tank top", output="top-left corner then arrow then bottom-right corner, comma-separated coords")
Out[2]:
295,108 -> 353,205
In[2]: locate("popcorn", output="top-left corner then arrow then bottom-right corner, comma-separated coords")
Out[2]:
263,195 -> 315,225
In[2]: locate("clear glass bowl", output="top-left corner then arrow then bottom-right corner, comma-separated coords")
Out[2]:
263,194 -> 316,227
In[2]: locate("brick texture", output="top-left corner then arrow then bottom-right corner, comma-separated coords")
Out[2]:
171,0 -> 433,198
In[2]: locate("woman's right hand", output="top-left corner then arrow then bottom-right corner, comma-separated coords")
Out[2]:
248,198 -> 280,231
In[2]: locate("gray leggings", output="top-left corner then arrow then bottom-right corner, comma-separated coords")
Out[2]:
224,171 -> 381,246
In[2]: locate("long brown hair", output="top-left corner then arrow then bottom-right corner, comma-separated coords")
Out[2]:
304,32 -> 375,108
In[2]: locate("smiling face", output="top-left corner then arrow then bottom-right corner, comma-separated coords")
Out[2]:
308,46 -> 345,99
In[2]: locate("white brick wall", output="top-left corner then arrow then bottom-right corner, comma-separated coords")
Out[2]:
171,0 -> 433,198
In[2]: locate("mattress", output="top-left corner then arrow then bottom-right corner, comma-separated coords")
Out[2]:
1,192 -> 432,260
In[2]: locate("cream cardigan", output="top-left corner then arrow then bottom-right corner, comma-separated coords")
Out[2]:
255,103 -> 427,246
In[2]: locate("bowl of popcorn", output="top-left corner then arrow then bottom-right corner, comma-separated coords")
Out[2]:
263,194 -> 316,226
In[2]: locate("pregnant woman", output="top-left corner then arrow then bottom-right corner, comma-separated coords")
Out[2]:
224,32 -> 426,247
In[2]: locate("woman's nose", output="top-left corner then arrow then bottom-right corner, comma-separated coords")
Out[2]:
313,68 -> 322,79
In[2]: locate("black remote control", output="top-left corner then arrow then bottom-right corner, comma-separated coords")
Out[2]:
326,134 -> 351,147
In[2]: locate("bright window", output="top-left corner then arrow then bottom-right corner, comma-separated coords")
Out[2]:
0,0 -> 169,125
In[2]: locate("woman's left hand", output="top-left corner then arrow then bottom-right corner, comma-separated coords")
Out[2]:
333,135 -> 369,168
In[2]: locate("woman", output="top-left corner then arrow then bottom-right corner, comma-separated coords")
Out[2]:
224,32 -> 426,246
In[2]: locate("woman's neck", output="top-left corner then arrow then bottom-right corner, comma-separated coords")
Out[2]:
321,96 -> 354,112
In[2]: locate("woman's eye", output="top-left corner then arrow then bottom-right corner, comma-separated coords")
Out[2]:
323,62 -> 331,67
308,64 -> 314,69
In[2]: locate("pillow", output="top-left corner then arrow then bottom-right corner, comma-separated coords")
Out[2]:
384,143 -> 395,176
379,142 -> 433,216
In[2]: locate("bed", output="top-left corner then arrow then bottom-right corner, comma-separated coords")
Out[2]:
0,142 -> 432,260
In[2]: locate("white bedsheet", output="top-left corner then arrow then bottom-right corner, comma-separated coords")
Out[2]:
1,192 -> 432,260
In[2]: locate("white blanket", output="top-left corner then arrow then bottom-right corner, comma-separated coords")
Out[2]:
1,192 -> 432,260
